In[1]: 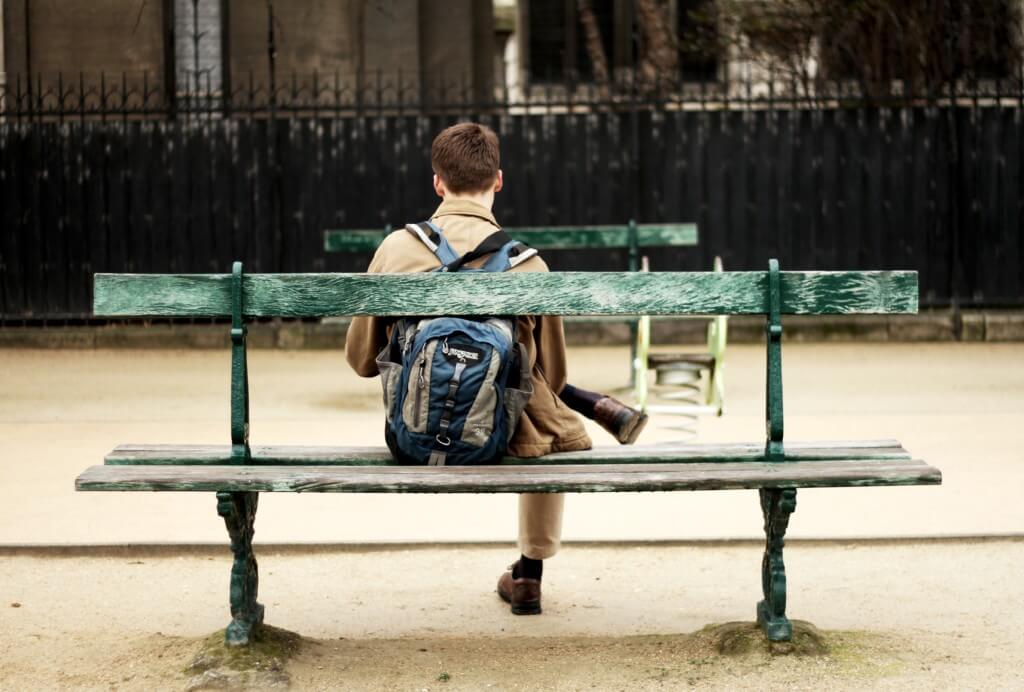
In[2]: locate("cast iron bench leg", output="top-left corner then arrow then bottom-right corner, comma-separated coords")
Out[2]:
757,487 -> 797,641
216,491 -> 265,646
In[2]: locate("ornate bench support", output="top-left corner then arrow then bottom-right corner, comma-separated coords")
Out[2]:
757,487 -> 797,641
219,262 -> 262,646
757,260 -> 796,641
217,491 -> 264,646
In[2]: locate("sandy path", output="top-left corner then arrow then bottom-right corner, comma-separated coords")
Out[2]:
0,540 -> 1021,690
1,342 -> 1022,544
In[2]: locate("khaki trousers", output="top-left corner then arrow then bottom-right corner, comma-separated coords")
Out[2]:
518,493 -> 564,560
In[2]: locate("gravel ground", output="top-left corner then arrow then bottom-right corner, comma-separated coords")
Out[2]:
1,540 -> 1021,690
1,342 -> 1021,689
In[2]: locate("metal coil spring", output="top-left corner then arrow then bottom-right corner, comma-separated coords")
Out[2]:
644,362 -> 711,440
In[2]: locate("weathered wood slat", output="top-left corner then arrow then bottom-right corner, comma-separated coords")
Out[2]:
93,270 -> 918,318
77,459 -> 942,493
323,229 -> 388,252
104,440 -> 911,466
323,224 -> 699,253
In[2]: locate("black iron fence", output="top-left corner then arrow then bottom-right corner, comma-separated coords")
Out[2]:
1,73 -> 1022,321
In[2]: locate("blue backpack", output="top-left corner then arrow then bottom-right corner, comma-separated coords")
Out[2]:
376,221 -> 537,466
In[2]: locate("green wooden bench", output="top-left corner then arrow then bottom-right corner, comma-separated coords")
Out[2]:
323,221 -> 698,270
77,261 -> 941,647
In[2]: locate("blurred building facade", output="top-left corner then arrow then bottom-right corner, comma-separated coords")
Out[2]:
1,0 -> 496,106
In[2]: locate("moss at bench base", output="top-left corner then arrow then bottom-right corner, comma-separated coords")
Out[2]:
706,620 -> 830,657
184,625 -> 303,690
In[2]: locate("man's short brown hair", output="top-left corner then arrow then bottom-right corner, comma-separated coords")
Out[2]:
431,123 -> 500,194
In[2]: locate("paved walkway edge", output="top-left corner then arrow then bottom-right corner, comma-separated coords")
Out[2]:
2,534 -> 1021,557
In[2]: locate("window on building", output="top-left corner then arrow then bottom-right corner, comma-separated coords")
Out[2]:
528,0 -> 616,82
676,0 -> 718,81
174,0 -> 225,97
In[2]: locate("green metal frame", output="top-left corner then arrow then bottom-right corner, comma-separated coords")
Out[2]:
225,262 -> 260,645
217,490 -> 263,645
758,258 -> 796,641
632,255 -> 728,414
230,262 -> 251,464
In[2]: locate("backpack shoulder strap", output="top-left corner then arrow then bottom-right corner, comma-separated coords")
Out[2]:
481,240 -> 539,272
404,220 -> 460,267
442,232 -> 539,273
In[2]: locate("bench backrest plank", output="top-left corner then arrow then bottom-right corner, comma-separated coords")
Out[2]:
323,223 -> 698,253
94,270 -> 918,318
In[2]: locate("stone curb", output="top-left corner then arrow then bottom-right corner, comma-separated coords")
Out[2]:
1,311 -> 1021,349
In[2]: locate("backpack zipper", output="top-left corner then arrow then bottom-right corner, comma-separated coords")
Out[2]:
413,354 -> 427,428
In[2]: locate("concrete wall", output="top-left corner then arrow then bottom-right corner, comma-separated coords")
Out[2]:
422,0 -> 494,102
364,0 -> 419,94
4,0 -> 165,86
229,0 -> 357,80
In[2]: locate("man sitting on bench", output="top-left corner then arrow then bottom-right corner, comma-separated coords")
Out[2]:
344,122 -> 646,615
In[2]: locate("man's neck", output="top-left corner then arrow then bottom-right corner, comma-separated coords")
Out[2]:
442,190 -> 494,210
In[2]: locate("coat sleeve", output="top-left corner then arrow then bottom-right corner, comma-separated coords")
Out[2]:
531,315 -> 569,395
344,248 -> 390,378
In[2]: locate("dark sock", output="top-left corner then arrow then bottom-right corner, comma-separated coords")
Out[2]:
513,555 -> 543,580
559,383 -> 603,419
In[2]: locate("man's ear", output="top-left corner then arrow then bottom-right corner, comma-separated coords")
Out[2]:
433,174 -> 446,198
493,169 -> 503,193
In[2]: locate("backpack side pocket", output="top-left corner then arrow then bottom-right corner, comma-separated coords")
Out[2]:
503,343 -> 534,442
461,347 -> 503,447
375,345 -> 403,424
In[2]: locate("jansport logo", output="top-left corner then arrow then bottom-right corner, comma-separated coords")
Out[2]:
442,341 -> 482,363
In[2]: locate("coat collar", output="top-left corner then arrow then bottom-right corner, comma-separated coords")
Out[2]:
431,198 -> 501,229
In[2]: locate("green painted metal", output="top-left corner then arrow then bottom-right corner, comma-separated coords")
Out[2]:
102,440 -> 919,466
93,270 -> 920,318
322,222 -> 699,253
706,256 -> 728,415
627,221 -> 641,386
765,260 -> 785,461
230,263 -> 251,464
216,491 -> 264,646
757,487 -> 798,641
627,220 -> 640,272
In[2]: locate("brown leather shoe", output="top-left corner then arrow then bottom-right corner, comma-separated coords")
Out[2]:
497,562 -> 542,615
593,396 -> 649,444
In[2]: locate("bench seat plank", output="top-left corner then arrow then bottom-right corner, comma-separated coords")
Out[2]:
93,271 -> 918,318
77,459 -> 941,493
104,440 -> 912,466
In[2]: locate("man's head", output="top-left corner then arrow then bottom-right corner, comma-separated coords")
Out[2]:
431,122 -> 503,202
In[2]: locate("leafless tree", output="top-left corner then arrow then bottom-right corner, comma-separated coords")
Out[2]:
577,0 -> 611,86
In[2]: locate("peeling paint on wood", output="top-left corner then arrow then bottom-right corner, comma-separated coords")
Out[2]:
93,270 -> 919,317
77,459 -> 942,493
103,440 -> 913,466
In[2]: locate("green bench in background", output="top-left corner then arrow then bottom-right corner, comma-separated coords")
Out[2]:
77,262 -> 940,647
323,220 -> 698,270
326,221 -> 721,410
